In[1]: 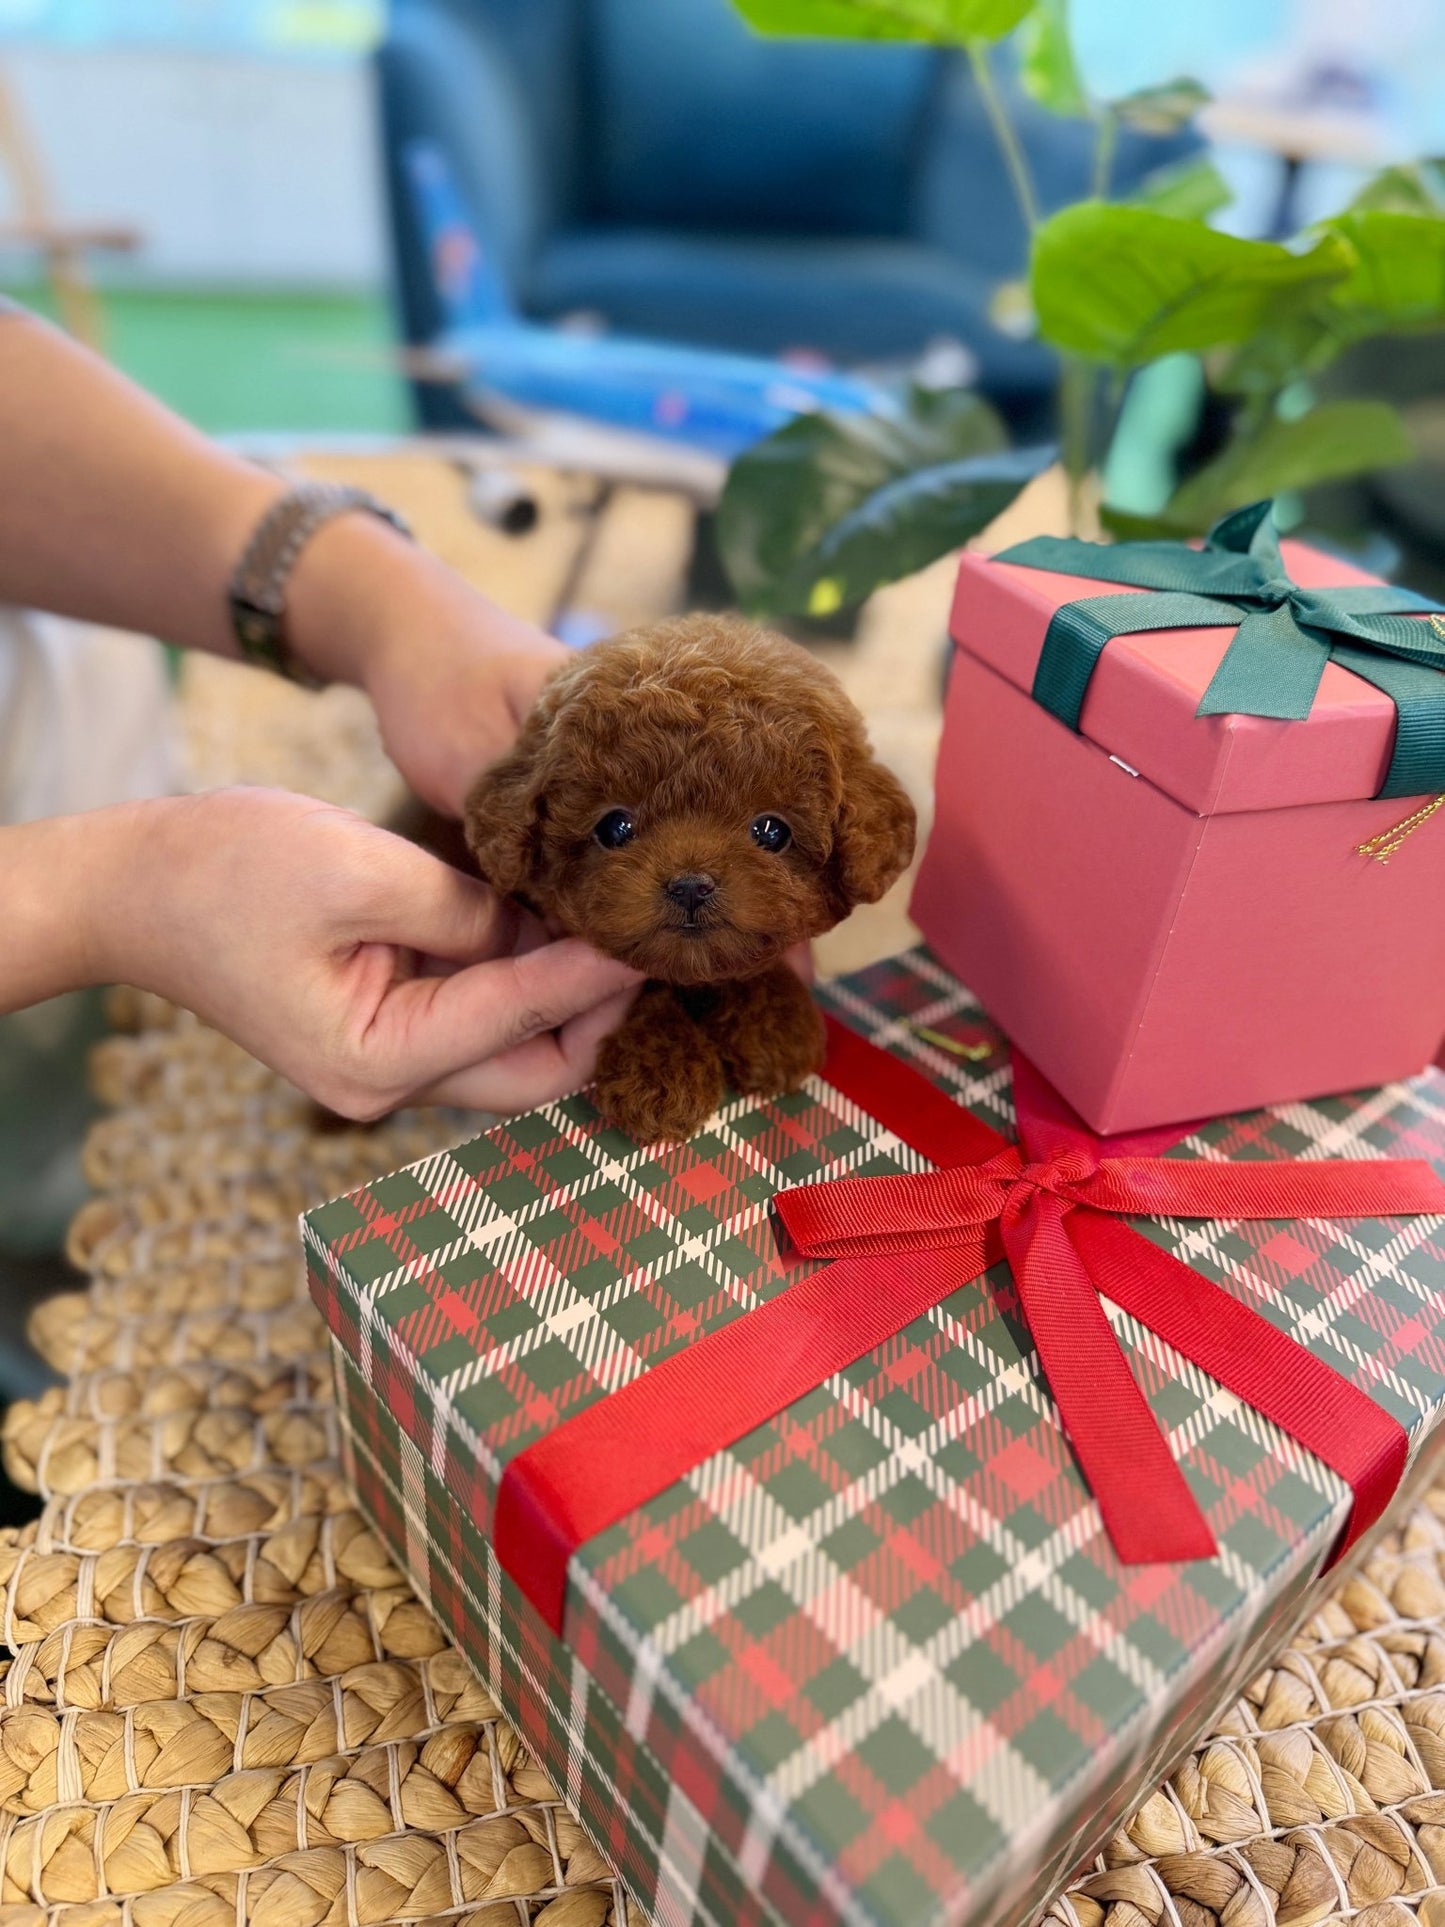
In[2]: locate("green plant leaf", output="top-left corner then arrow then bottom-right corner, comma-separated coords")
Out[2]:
1098,505 -> 1190,540
1109,77 -> 1209,133
1113,401 -> 1414,535
1129,154 -> 1233,222
731,0 -> 929,36
807,446 -> 1055,601
1018,0 -> 1088,115
1222,205 -> 1445,393
1347,162 -> 1445,215
1215,307 -> 1340,395
1031,203 -> 1351,365
732,0 -> 1035,39
1324,209 -> 1445,330
718,389 -> 1050,615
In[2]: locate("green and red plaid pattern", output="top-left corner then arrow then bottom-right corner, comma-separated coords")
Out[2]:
307,947 -> 1445,1927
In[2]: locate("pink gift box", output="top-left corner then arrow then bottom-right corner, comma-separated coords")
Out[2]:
910,538 -> 1445,1134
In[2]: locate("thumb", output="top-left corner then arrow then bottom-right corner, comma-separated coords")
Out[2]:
367,938 -> 642,1093
361,843 -> 519,964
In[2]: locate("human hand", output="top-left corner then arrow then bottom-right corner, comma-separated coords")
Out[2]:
93,788 -> 640,1119
283,513 -> 567,816
362,582 -> 566,818
267,519 -> 818,997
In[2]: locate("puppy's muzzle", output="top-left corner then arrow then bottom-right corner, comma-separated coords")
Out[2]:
663,872 -> 718,926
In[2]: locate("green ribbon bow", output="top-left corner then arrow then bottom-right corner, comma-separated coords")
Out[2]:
997,500 -> 1445,799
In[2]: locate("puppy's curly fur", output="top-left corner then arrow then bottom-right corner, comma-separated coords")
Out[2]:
465,614 -> 916,1141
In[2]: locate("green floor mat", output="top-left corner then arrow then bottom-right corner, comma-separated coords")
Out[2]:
0,281 -> 412,436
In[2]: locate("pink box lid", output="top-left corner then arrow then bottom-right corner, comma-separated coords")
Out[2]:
953,539 -> 1410,815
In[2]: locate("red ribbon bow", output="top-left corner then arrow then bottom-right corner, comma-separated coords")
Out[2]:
496,1015 -> 1445,1634
776,1035 -> 1443,1567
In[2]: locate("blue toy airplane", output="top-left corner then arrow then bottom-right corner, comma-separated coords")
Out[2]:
404,140 -> 897,464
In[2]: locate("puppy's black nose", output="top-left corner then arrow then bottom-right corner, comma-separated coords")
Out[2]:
664,872 -> 717,915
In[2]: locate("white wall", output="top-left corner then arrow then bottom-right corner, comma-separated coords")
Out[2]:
0,45 -> 388,285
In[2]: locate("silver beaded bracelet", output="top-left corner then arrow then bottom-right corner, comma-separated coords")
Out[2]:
226,480 -> 412,687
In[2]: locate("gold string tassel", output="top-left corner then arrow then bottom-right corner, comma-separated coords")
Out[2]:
1357,793 -> 1445,864
908,1023 -> 994,1061
1355,615 -> 1445,863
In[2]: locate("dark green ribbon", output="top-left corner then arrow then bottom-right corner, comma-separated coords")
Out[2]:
997,500 -> 1445,799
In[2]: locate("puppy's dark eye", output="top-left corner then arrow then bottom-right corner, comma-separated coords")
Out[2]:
750,813 -> 792,853
593,808 -> 636,850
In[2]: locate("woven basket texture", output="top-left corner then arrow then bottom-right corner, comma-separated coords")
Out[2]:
0,999 -> 647,1927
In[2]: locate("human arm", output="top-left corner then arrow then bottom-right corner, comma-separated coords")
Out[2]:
0,306 -> 565,813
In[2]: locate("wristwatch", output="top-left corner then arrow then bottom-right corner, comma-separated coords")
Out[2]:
227,480 -> 412,687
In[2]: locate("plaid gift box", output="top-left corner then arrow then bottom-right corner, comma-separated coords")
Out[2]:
305,947 -> 1445,1927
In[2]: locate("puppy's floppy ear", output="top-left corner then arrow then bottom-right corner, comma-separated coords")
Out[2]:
828,753 -> 917,911
464,725 -> 547,899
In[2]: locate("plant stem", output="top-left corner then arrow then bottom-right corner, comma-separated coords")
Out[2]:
1093,366 -> 1132,517
1059,356 -> 1096,534
1237,385 -> 1279,439
967,40 -> 1040,233
1092,109 -> 1118,201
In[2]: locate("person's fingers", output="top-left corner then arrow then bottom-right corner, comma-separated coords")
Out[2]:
550,981 -> 639,1080
365,938 -> 641,1095
511,908 -> 552,957
786,942 -> 816,984
418,984 -> 637,1113
357,842 -> 520,964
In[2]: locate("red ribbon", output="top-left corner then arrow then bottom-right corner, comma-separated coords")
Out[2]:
496,1015 -> 1445,1634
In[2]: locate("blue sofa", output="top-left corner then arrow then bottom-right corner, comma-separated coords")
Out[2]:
378,0 -> 1194,433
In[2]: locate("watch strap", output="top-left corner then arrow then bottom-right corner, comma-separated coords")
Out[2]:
227,480 -> 411,687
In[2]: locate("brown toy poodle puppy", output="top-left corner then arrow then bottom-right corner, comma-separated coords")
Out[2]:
465,614 -> 916,1142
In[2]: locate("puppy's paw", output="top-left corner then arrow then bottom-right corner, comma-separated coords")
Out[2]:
712,965 -> 827,1098
593,988 -> 726,1143
594,1038 -> 725,1142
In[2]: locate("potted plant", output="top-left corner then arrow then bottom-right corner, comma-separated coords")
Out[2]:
718,0 -> 1445,619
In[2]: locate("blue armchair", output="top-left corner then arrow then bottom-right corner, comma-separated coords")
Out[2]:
379,0 -> 1194,433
